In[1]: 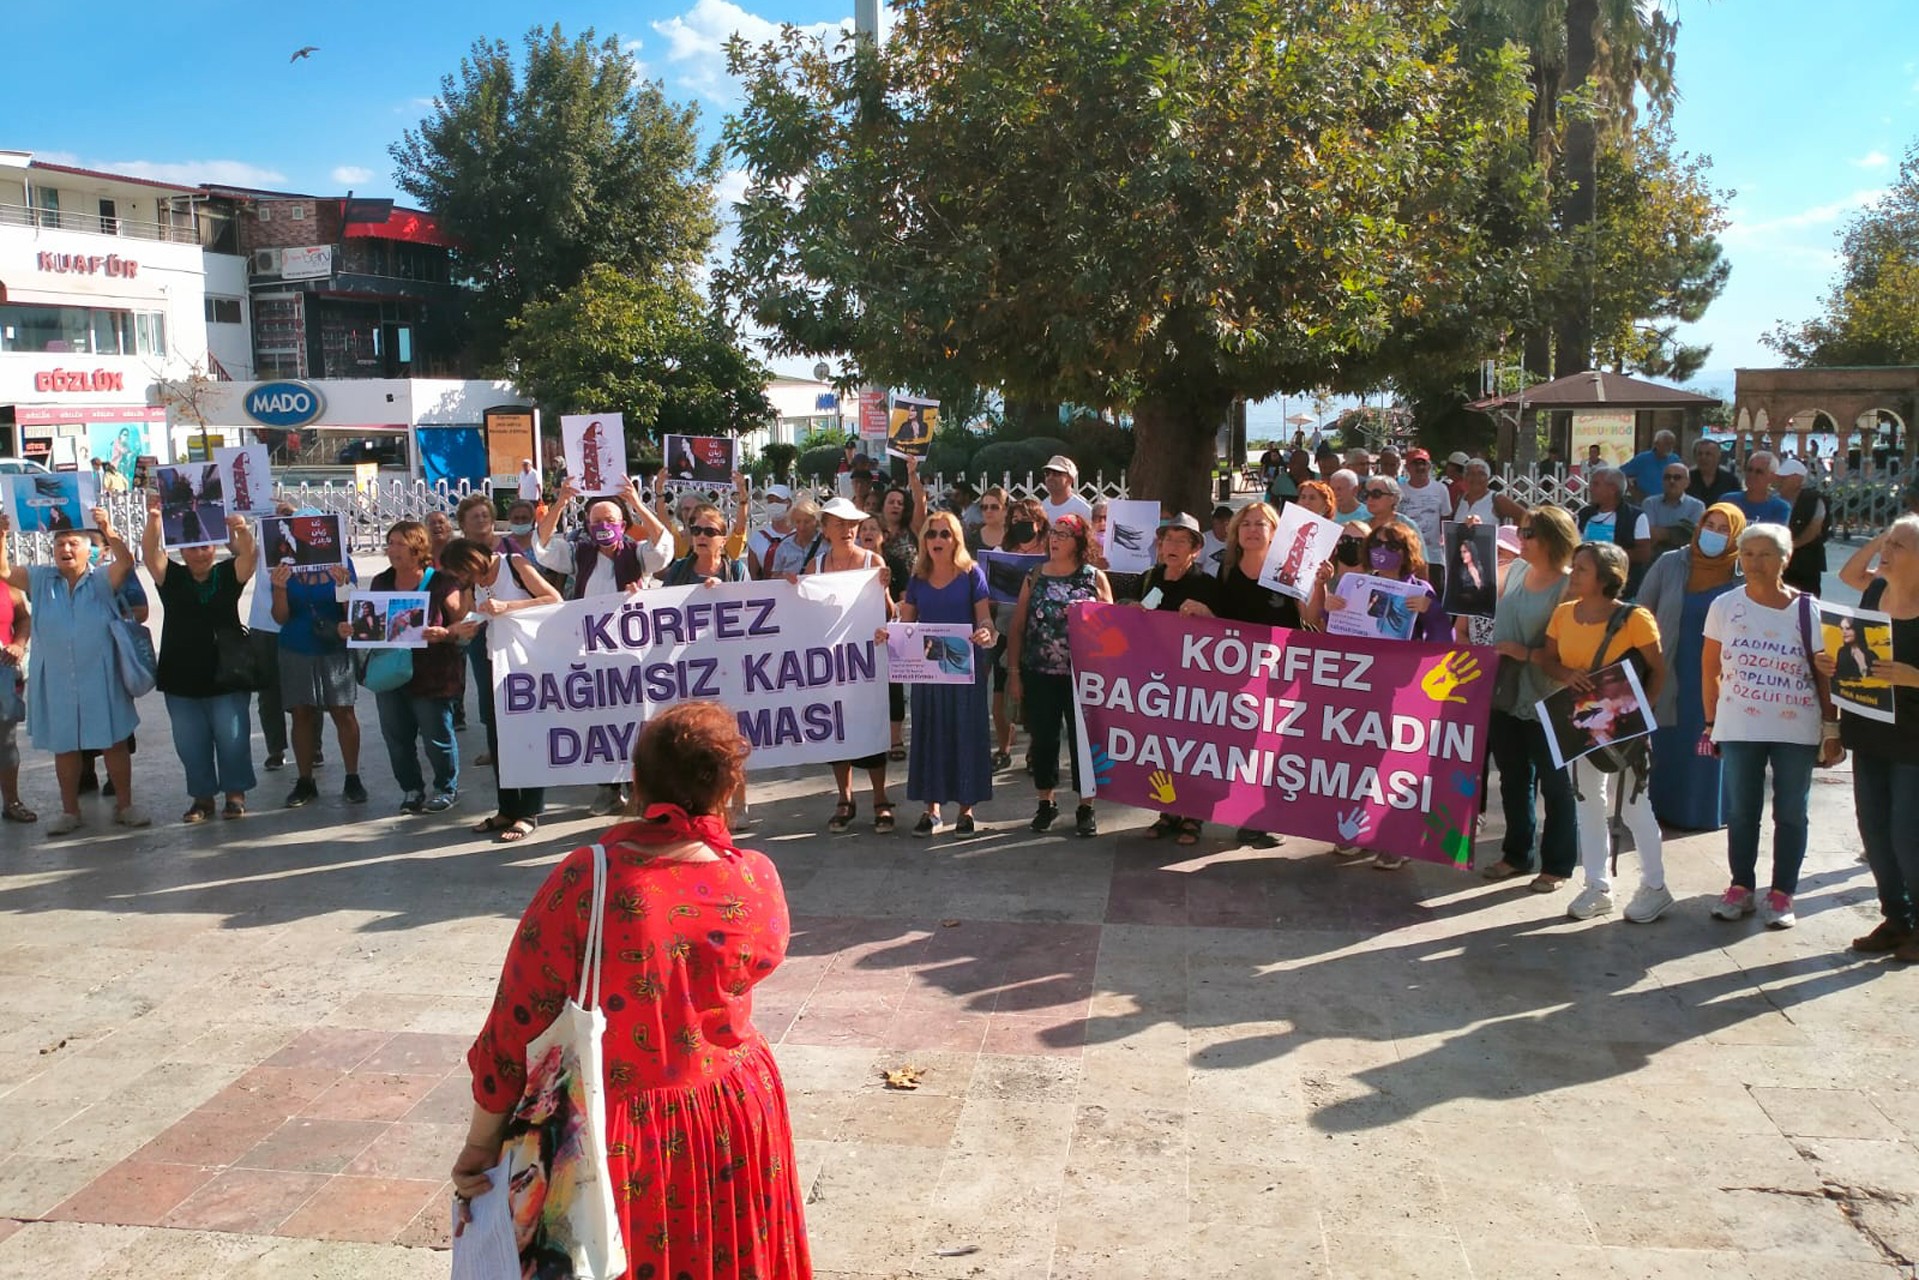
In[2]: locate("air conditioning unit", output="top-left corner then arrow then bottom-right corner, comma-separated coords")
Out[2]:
252,248 -> 281,276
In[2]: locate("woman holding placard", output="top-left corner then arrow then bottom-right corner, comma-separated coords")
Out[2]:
359,520 -> 468,815
143,500 -> 259,822
1006,513 -> 1112,836
806,497 -> 898,833
1825,516 -> 1919,957
891,510 -> 994,836
1139,514 -> 1221,845
1537,542 -> 1671,924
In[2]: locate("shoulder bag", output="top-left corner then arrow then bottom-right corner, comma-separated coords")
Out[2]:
109,589 -> 158,699
355,567 -> 433,693
499,842 -> 628,1278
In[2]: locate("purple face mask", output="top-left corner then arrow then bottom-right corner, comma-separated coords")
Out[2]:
589,522 -> 624,547
1368,546 -> 1404,575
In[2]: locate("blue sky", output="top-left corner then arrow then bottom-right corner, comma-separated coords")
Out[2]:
10,0 -> 1917,402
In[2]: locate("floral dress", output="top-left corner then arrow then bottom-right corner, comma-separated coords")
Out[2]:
470,806 -> 810,1279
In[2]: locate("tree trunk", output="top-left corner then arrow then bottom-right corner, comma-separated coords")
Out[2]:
1556,0 -> 1599,376
1130,393 -> 1230,518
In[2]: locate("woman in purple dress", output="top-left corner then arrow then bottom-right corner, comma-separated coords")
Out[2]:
892,510 -> 997,836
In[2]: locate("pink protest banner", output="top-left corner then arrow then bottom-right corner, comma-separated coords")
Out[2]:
1067,603 -> 1492,867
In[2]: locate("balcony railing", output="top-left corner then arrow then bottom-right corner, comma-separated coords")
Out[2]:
0,202 -> 199,245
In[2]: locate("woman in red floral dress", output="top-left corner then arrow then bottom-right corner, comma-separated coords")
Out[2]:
453,702 -> 811,1279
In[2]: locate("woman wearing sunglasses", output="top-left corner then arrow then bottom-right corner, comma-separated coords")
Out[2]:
809,497 -> 898,833
886,511 -> 996,836
661,503 -> 748,588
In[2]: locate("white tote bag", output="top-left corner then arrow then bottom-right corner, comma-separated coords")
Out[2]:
498,843 -> 628,1278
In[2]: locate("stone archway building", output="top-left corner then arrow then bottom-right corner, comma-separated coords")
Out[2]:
1731,366 -> 1917,476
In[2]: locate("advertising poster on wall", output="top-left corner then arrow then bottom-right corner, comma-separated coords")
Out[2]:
87,421 -> 148,479
1571,411 -> 1637,469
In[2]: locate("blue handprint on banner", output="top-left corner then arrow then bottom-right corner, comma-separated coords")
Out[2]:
1089,746 -> 1115,787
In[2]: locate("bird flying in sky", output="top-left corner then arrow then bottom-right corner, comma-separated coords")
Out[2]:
290,46 -> 319,62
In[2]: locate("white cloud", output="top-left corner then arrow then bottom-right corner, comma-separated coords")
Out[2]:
330,165 -> 375,186
99,158 -> 289,188
1722,188 -> 1884,241
1853,149 -> 1891,169
650,0 -> 850,105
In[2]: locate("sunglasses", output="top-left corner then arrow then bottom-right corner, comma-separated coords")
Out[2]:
1517,526 -> 1537,539
980,503 -> 1002,511
923,529 -> 953,540
690,526 -> 724,538
1364,489 -> 1392,500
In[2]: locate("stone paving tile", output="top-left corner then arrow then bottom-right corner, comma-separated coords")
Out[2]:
42,1159 -> 217,1227
272,1175 -> 446,1244
160,1167 -> 330,1235
233,1117 -> 388,1176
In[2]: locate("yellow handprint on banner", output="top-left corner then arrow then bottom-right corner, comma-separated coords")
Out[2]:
1420,650 -> 1483,705
1147,770 -> 1177,806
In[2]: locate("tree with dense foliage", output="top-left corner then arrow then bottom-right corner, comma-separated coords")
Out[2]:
722,0 -> 1535,512
391,25 -> 722,361
503,265 -> 774,445
1765,144 -> 1919,367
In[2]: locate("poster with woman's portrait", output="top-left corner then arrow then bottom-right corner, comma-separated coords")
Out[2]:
1536,660 -> 1655,770
1821,602 -> 1896,723
1257,502 -> 1342,601
661,434 -> 739,489
257,514 -> 347,569
347,591 -> 430,648
1441,521 -> 1499,619
883,622 -> 976,684
156,464 -> 230,549
887,395 -> 938,458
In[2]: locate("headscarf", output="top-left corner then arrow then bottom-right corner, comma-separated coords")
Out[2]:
1686,501 -> 1746,594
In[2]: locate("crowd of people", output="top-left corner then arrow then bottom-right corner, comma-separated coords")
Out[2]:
0,435 -> 1914,949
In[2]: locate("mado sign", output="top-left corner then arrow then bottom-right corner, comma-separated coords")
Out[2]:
244,381 -> 325,429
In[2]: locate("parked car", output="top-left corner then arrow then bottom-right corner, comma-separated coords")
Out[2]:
0,458 -> 53,476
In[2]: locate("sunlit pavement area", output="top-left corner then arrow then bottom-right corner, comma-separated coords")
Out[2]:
0,581 -> 1915,1277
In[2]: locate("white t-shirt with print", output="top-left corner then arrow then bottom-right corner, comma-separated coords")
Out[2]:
1041,493 -> 1093,524
1702,590 -> 1822,745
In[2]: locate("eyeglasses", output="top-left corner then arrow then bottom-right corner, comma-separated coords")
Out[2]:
690,526 -> 724,538
1746,466 -> 1769,475
1517,526 -> 1537,539
923,529 -> 953,540
980,503 -> 1002,512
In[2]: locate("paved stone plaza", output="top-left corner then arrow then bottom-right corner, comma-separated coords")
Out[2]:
0,598 -> 1914,1277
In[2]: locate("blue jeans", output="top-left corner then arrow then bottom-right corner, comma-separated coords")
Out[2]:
1719,739 -> 1817,895
1856,753 -> 1919,928
1488,709 -> 1578,876
165,691 -> 258,799
375,690 -> 458,796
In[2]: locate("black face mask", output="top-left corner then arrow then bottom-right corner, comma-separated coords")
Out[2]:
1335,537 -> 1363,566
1008,520 -> 1038,545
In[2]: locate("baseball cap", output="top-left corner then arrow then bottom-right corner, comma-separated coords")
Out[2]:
1211,504 -> 1234,519
1042,455 -> 1079,481
1447,451 -> 1472,467
764,484 -> 792,503
1775,458 -> 1808,479
819,497 -> 867,521
1405,448 -> 1431,462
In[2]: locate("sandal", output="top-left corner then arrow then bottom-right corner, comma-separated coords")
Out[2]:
1145,814 -> 1179,840
181,800 -> 214,825
1481,860 -> 1524,882
888,745 -> 907,762
827,800 -> 856,834
222,799 -> 246,820
1,800 -> 35,823
873,801 -> 896,834
992,751 -> 1013,770
497,819 -> 537,843
1529,874 -> 1567,893
472,814 -> 514,834
1175,818 -> 1203,846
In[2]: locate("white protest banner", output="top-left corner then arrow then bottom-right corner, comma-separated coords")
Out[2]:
1325,572 -> 1429,641
883,622 -> 977,684
1101,500 -> 1161,575
489,569 -> 889,787
559,412 -> 628,495
1257,502 -> 1342,601
213,444 -> 274,515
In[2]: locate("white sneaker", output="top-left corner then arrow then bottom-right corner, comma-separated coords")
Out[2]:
113,806 -> 151,829
1710,885 -> 1756,920
1760,890 -> 1796,929
1624,884 -> 1675,923
1567,886 -> 1614,920
45,812 -> 82,837
1331,844 -> 1368,858
1372,853 -> 1408,870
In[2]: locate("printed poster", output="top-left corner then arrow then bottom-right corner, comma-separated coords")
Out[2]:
1325,572 -> 1429,641
348,591 -> 431,648
1257,502 -> 1342,602
662,434 -> 739,489
1067,603 -> 1491,865
4,473 -> 98,534
156,463 -> 230,549
1571,410 -> 1636,469
1440,521 -> 1499,619
858,389 -> 890,450
560,413 -> 628,495
1101,500 -> 1161,575
214,445 -> 275,516
883,622 -> 977,684
887,395 -> 938,459
86,421 -> 148,478
258,514 -> 347,569
1536,660 -> 1655,770
1820,601 -> 1896,723
978,551 -> 1045,605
